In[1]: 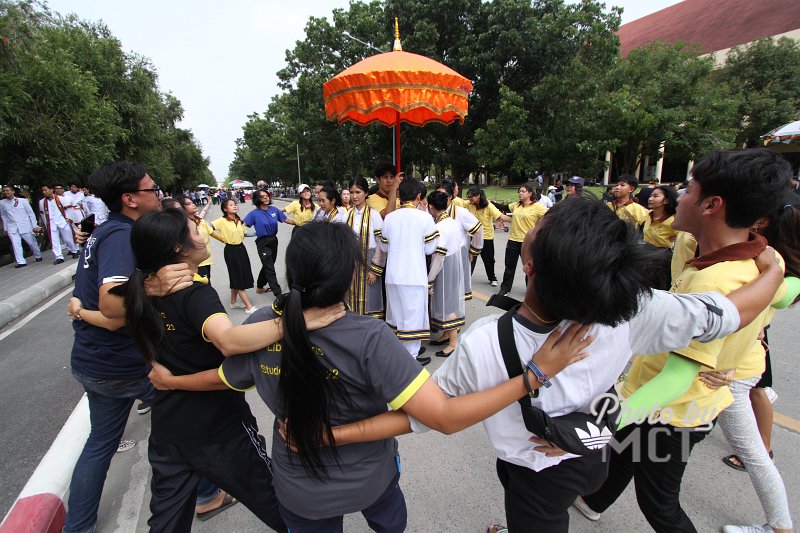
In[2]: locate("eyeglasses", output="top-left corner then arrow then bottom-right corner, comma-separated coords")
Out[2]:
133,186 -> 161,194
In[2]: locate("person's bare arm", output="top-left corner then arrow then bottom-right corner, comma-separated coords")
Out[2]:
98,282 -> 127,318
149,363 -> 228,391
68,297 -> 125,331
144,263 -> 194,297
331,323 -> 593,444
203,303 -> 346,356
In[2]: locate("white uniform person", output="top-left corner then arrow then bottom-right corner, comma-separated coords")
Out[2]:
55,184 -> 85,227
81,189 -> 109,225
39,184 -> 78,263
0,186 -> 42,267
379,178 -> 439,365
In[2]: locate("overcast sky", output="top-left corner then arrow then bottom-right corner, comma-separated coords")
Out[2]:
46,0 -> 682,182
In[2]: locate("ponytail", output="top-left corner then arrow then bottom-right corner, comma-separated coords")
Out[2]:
276,222 -> 362,478
109,270 -> 163,363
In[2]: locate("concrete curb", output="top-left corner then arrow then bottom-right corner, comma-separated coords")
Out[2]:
0,264 -> 77,330
0,395 -> 89,533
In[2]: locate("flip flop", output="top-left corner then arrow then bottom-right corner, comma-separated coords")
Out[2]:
196,493 -> 238,521
722,450 -> 774,472
487,525 -> 508,533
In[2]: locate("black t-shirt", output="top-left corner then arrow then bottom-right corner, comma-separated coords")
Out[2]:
151,282 -> 253,444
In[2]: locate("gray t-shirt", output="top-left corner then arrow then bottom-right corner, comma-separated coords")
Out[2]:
221,309 -> 428,519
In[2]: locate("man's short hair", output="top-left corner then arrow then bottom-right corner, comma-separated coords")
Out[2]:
399,177 -> 422,202
374,162 -> 395,178
434,181 -> 454,198
87,161 -> 147,213
316,180 -> 335,190
618,174 -> 638,189
427,191 -> 448,211
530,197 -> 665,326
691,149 -> 792,228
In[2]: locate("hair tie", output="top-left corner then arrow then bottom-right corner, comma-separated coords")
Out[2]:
785,204 -> 793,210
290,284 -> 306,293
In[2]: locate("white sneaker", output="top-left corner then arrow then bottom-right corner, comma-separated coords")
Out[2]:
117,439 -> 135,453
490,280 -> 499,287
722,525 -> 774,533
571,496 -> 600,522
245,306 -> 258,315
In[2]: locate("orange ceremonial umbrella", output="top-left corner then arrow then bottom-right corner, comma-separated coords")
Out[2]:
323,19 -> 473,172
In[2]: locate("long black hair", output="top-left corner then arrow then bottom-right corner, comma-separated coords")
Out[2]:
764,196 -> 800,304
275,221 -> 361,478
109,208 -> 206,362
349,176 -> 370,195
467,185 -> 488,209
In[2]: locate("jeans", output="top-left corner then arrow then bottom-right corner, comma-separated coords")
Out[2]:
63,370 -> 154,533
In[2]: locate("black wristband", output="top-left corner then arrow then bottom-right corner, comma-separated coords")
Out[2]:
522,366 -> 539,399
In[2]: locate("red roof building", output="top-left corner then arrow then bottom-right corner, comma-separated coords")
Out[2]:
618,0 -> 800,58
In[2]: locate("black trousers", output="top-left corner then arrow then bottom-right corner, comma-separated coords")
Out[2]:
496,454 -> 607,533
471,238 -> 496,281
500,240 -> 522,293
148,420 -> 287,533
582,421 -> 713,533
255,235 -> 281,295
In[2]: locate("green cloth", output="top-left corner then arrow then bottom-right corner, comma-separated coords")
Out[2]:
619,353 -> 701,428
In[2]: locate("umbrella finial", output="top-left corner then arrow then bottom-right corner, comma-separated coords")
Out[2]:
393,17 -> 402,51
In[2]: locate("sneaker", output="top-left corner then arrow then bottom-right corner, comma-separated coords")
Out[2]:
117,439 -> 136,453
137,402 -> 151,415
490,280 -> 499,287
245,306 -> 258,315
722,525 -> 774,533
571,496 -> 600,522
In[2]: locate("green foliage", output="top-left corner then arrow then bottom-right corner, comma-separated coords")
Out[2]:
720,37 -> 800,147
0,0 -> 210,191
597,41 -> 740,174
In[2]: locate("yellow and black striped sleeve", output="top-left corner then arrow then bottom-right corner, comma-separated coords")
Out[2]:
424,230 -> 440,243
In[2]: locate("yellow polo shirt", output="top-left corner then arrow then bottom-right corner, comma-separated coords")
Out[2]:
622,256 -> 785,427
671,232 -> 698,281
466,202 -> 503,241
452,196 -> 469,208
508,201 -> 548,243
284,200 -> 315,226
608,200 -> 649,226
366,193 -> 400,214
643,214 -> 679,248
197,219 -> 214,267
211,217 -> 246,245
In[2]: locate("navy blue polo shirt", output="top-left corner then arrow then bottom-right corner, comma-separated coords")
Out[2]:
71,212 -> 145,379
243,205 -> 286,237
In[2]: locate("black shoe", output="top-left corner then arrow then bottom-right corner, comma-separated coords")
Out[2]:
35,257 -> 42,262
429,338 -> 448,347
417,346 -> 427,356
435,348 -> 455,358
71,251 -> 80,259
14,263 -> 27,268
54,258 -> 65,265
416,356 -> 432,367
495,290 -> 508,297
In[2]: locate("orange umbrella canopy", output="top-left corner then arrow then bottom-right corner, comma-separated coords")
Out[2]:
323,49 -> 473,127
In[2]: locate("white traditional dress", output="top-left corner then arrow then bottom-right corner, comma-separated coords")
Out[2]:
429,212 -> 466,332
447,203 -> 483,300
379,203 -> 439,357
346,206 -> 385,318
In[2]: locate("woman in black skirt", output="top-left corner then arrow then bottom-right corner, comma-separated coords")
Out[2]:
211,199 -> 257,314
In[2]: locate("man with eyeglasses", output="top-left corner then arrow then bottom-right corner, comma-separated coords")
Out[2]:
38,184 -> 79,263
63,162 -> 181,533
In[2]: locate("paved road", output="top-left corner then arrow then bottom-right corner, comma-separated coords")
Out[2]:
2,198 -> 799,532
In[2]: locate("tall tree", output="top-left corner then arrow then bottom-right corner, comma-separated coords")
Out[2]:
720,37 -> 800,147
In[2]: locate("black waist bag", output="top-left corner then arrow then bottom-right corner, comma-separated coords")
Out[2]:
497,308 -> 619,456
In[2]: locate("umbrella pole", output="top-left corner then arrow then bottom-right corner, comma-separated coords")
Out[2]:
395,113 -> 401,174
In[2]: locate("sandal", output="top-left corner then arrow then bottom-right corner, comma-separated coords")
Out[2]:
196,492 -> 238,521
722,450 -> 774,472
487,525 -> 508,533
